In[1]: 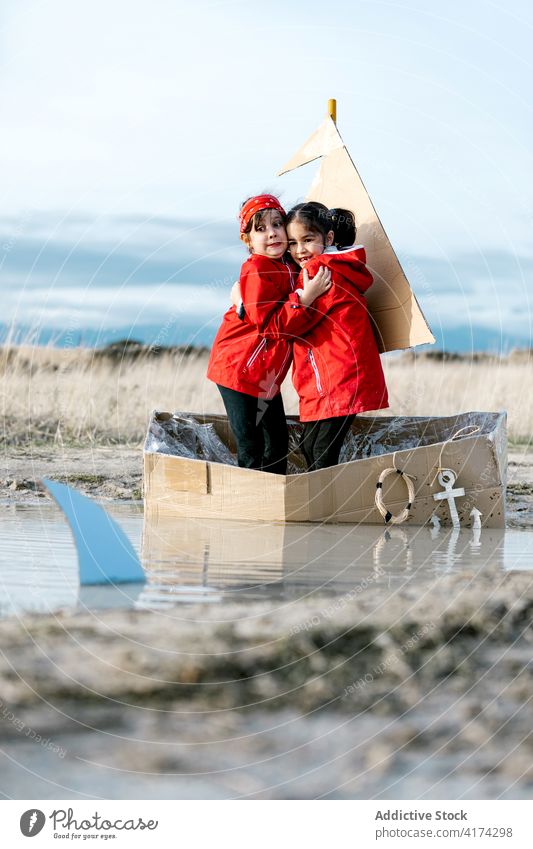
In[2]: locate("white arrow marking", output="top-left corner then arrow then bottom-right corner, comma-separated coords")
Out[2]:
470,507 -> 483,529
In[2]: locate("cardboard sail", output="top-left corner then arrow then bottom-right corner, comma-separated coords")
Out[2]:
279,116 -> 435,352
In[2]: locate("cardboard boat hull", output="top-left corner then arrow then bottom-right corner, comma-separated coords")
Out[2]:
143,411 -> 507,528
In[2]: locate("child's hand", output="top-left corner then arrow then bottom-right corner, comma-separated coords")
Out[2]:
230,280 -> 242,306
298,266 -> 332,307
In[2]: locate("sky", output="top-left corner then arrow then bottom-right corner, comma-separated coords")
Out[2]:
1,0 -> 532,350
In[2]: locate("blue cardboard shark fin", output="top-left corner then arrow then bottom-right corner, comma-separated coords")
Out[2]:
42,478 -> 145,586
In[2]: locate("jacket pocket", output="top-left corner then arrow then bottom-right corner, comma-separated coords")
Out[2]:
242,338 -> 267,374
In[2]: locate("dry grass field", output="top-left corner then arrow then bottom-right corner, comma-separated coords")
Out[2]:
1,344 -> 532,447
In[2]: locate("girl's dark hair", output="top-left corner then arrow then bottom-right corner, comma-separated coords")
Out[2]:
286,202 -> 356,249
328,208 -> 356,249
286,202 -> 330,239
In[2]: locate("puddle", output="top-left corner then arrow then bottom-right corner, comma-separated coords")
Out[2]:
1,502 -> 532,617
0,503 -> 143,617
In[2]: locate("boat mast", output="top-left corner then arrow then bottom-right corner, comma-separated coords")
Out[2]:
328,98 -> 337,124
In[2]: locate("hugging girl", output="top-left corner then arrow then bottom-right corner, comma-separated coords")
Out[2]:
207,194 -> 388,474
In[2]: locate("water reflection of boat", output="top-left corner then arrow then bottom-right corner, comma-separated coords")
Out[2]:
141,516 -> 516,599
143,411 -> 506,528
141,516 -> 399,594
103,520 -> 533,609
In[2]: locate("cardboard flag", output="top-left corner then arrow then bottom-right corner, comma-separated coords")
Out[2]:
279,116 -> 435,352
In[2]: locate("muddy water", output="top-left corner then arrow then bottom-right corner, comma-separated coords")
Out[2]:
0,502 -> 144,617
1,502 -> 532,618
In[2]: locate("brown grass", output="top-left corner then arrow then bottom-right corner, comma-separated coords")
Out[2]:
1,345 -> 532,447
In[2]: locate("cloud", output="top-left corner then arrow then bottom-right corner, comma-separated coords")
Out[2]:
3,283 -> 231,329
1,211 -> 531,349
0,0 -> 531,255
0,212 -> 241,288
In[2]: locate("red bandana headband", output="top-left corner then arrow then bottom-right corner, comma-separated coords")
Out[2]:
239,194 -> 285,234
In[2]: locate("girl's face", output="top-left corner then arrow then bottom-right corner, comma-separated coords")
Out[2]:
287,220 -> 334,268
241,209 -> 288,259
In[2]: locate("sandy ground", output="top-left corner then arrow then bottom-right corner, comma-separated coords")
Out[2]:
0,567 -> 532,799
1,445 -> 533,799
1,445 -> 143,502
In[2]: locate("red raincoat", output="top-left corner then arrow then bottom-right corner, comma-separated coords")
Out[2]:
292,246 -> 389,421
207,253 -> 314,399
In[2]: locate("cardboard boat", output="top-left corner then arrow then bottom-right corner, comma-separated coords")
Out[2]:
143,410 -> 506,528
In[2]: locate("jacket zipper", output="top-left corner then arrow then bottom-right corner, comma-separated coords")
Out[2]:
283,258 -> 297,291
307,349 -> 324,396
244,337 -> 267,370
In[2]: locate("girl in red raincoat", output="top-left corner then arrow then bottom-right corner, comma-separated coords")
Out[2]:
206,194 -> 331,474
286,202 -> 389,470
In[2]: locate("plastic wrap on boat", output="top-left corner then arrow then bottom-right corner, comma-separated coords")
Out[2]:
287,422 -> 306,474
145,413 -> 237,465
144,410 -> 504,470
339,412 -> 500,462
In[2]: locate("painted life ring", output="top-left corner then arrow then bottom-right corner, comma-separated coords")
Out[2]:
375,467 -> 416,525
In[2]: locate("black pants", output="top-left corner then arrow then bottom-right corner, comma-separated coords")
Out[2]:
217,385 -> 288,475
300,415 -> 355,472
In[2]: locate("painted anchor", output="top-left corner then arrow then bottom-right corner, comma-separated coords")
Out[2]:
433,469 -> 465,529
